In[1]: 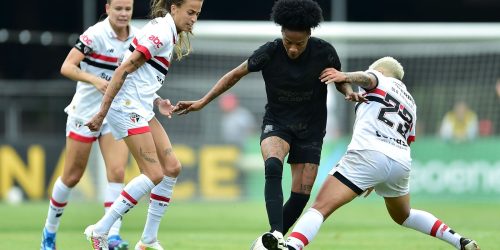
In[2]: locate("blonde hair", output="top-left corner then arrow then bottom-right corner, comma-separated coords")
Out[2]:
369,56 -> 404,80
150,0 -> 199,61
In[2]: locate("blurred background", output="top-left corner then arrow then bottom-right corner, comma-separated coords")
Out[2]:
1,0 -> 500,203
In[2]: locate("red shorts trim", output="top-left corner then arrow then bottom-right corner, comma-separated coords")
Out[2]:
68,131 -> 97,143
128,126 -> 150,136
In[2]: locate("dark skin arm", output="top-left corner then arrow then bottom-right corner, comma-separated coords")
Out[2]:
85,50 -> 147,131
173,60 -> 250,114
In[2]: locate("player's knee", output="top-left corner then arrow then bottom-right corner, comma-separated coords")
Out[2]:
107,166 -> 125,182
390,211 -> 410,225
61,174 -> 81,188
163,159 -> 182,177
265,157 -> 283,179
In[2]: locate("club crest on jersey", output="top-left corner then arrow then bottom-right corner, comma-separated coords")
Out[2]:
74,119 -> 84,129
129,113 -> 141,123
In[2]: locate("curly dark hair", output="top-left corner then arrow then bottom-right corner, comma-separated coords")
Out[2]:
271,0 -> 323,31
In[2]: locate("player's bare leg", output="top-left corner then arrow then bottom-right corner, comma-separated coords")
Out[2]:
282,163 -> 318,234
41,137 -> 92,250
385,194 -> 480,250
286,174 -> 358,249
86,132 -> 163,249
136,117 -> 181,249
100,133 -> 129,249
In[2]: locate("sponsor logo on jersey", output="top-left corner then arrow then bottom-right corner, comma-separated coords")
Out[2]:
81,35 -> 92,45
148,35 -> 164,49
100,72 -> 111,81
375,130 -> 408,147
129,113 -> 140,123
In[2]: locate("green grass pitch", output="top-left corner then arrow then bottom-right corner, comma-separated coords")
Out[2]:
1,198 -> 497,249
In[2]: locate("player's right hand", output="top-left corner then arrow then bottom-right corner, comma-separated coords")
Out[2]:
173,100 -> 204,115
85,113 -> 105,131
94,78 -> 109,94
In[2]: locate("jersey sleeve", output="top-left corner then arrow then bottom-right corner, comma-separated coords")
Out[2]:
247,40 -> 278,72
325,43 -> 341,70
134,19 -> 173,60
74,24 -> 100,56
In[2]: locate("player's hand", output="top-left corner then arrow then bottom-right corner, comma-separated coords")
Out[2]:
320,67 -> 346,84
345,92 -> 368,103
361,187 -> 374,198
85,112 -> 105,131
173,100 -> 204,115
94,78 -> 109,94
158,99 -> 174,118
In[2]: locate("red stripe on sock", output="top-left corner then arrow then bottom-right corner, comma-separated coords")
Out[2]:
121,191 -> 138,205
430,220 -> 443,237
104,202 -> 113,208
290,232 -> 309,246
50,197 -> 67,207
150,193 -> 170,203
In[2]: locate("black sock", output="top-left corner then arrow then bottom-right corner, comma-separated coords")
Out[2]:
283,192 -> 310,234
264,157 -> 284,233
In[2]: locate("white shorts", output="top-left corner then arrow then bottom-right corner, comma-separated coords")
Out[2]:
329,149 -> 410,197
106,108 -> 151,140
66,116 -> 111,143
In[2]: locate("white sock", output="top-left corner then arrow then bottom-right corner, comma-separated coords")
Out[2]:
44,177 -> 71,233
287,208 -> 324,249
141,176 -> 176,244
105,182 -> 124,237
402,209 -> 462,249
94,174 -> 154,235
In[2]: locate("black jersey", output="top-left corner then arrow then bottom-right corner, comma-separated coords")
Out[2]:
248,37 -> 341,136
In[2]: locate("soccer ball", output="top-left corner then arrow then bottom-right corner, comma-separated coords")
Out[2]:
250,235 -> 266,250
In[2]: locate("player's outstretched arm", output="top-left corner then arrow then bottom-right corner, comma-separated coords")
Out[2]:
86,51 -> 147,131
174,60 -> 250,115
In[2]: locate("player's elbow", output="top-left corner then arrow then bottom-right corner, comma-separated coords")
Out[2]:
60,63 -> 71,78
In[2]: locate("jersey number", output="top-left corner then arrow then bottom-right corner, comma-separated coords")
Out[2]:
377,93 -> 413,138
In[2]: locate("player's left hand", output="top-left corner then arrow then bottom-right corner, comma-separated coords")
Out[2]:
345,92 -> 368,103
320,67 -> 346,84
158,99 -> 174,118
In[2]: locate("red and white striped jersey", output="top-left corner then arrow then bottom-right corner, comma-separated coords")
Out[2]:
347,69 -> 417,168
111,13 -> 178,120
65,17 -> 137,121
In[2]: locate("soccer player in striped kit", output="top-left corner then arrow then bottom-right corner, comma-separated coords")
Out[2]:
173,1 -> 365,249
285,57 -> 480,250
40,0 -> 136,249
84,0 -> 204,249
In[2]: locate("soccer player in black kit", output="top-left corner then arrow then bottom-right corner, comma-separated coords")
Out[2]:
174,0 -> 364,249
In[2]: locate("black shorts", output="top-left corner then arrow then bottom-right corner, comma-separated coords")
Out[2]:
260,122 -> 325,165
